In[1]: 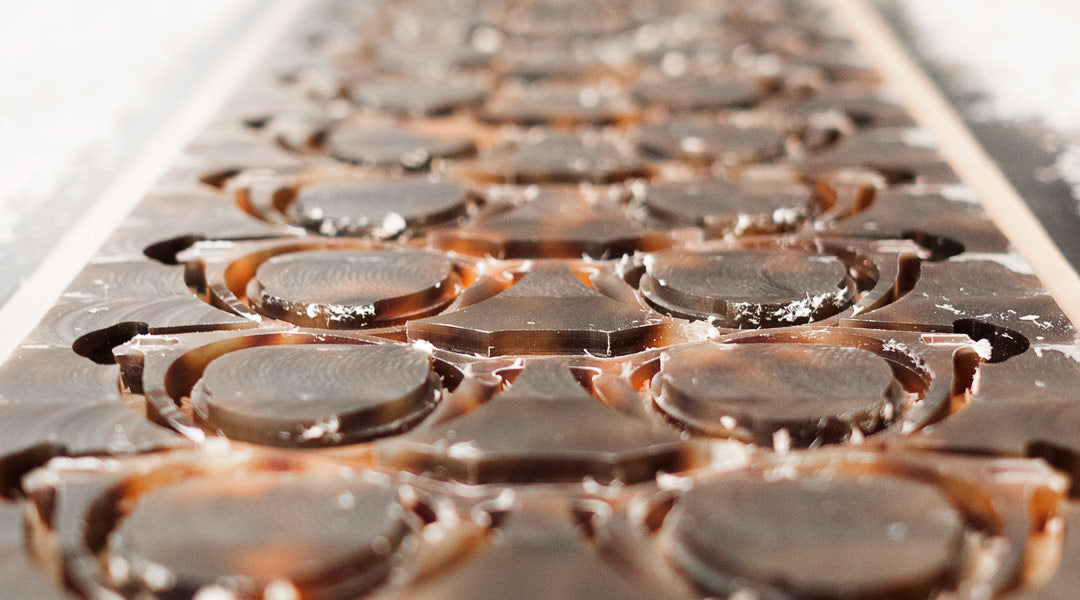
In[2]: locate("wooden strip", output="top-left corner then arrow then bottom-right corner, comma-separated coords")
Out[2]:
829,0 -> 1080,327
0,0 -> 314,364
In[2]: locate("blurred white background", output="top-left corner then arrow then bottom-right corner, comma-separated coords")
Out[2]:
0,0 -> 259,302
887,0 -> 1080,262
904,0 -> 1080,132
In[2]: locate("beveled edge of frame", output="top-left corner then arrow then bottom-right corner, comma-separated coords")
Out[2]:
829,0 -> 1080,328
